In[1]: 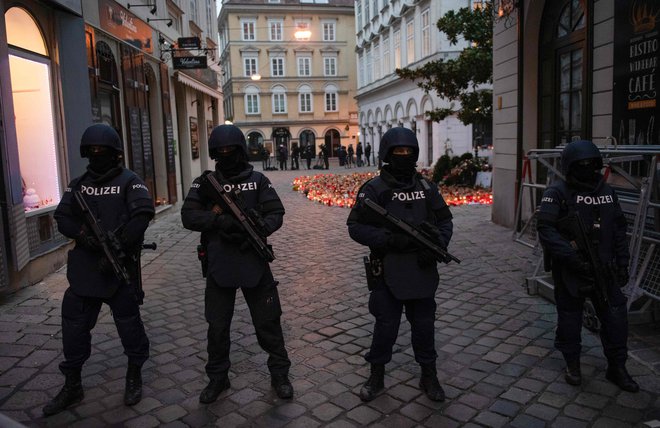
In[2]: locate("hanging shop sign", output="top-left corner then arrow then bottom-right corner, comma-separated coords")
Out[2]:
98,0 -> 153,54
178,37 -> 201,49
173,56 -> 208,70
612,0 -> 659,145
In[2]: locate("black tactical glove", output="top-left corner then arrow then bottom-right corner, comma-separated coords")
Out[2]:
417,249 -> 436,268
387,233 -> 413,251
616,266 -> 629,288
215,214 -> 242,233
76,228 -> 101,252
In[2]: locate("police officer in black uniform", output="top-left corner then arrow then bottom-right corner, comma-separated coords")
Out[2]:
537,140 -> 639,392
347,127 -> 453,402
44,124 -> 154,416
181,124 -> 293,403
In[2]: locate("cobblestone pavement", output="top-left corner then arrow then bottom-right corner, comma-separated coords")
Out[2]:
1,164 -> 659,427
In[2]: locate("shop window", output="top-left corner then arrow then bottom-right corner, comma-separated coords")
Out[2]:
5,7 -> 61,213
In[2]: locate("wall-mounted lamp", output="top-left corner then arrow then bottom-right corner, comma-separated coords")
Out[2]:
191,99 -> 201,106
127,3 -> 157,15
147,18 -> 173,27
250,73 -> 262,81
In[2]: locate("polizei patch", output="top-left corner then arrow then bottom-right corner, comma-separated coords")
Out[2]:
392,191 -> 426,201
576,194 -> 614,205
79,185 -> 121,195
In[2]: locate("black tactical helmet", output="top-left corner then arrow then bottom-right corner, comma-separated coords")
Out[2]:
560,140 -> 603,176
378,127 -> 419,163
80,124 -> 123,157
208,124 -> 248,156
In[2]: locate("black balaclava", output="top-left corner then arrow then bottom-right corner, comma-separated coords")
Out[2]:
568,158 -> 601,191
88,152 -> 119,174
389,152 -> 417,177
214,146 -> 246,177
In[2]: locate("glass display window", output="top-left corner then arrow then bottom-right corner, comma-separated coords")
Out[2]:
5,7 -> 61,213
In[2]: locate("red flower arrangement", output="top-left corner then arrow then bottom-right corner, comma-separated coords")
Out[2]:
292,172 -> 492,208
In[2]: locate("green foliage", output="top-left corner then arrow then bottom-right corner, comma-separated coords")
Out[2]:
396,2 -> 493,127
432,154 -> 453,183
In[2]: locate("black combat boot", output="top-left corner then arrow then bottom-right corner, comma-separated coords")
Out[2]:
606,365 -> 639,392
124,364 -> 143,406
199,376 -> 230,404
420,364 -> 445,402
564,359 -> 582,386
43,372 -> 84,416
271,373 -> 294,399
359,363 -> 385,402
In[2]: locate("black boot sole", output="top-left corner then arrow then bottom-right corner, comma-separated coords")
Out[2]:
43,393 -> 84,416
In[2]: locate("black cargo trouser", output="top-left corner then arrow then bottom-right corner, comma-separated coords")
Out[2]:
59,286 -> 149,375
553,270 -> 629,366
205,272 -> 291,379
366,286 -> 437,365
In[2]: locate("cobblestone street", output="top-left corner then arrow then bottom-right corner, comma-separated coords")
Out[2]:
0,165 -> 659,427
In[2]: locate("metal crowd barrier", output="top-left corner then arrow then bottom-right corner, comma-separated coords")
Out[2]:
512,145 -> 660,329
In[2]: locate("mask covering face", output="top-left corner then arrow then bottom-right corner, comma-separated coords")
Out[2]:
88,153 -> 117,173
389,153 -> 417,176
569,159 -> 599,184
216,148 -> 244,175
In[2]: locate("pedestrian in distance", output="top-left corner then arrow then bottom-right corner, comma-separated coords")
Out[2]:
347,127 -> 454,402
365,142 -> 372,166
45,124 -> 154,416
321,144 -> 330,170
278,144 -> 288,171
537,139 -> 639,392
347,144 -> 355,168
356,142 -> 364,167
181,124 -> 293,404
338,145 -> 347,167
291,143 -> 300,170
303,144 -> 313,170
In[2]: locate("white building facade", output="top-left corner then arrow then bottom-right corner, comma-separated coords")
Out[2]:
355,0 -> 476,166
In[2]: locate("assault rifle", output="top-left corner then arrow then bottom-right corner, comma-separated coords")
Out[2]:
363,198 -> 461,264
556,210 -> 610,308
73,191 -> 157,304
74,191 -> 130,283
204,172 -> 275,262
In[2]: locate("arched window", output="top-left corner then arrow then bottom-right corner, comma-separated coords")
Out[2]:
272,85 -> 287,114
324,84 -> 338,112
298,84 -> 313,113
539,0 -> 587,148
300,129 -> 316,156
5,7 -> 61,211
244,85 -> 260,115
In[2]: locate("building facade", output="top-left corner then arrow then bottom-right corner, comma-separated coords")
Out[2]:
218,0 -> 358,162
491,0 -> 659,226
355,0 -> 478,167
0,0 -> 222,292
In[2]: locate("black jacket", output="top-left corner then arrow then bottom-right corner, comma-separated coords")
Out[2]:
54,167 -> 154,298
347,168 -> 453,299
181,165 -> 285,288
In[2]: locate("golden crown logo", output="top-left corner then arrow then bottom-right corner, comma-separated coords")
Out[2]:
630,0 -> 659,33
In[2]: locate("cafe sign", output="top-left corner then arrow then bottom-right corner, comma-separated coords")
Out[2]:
612,0 -> 659,145
173,56 -> 208,70
98,0 -> 153,54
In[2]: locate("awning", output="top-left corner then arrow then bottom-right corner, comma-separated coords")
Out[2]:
175,72 -> 222,99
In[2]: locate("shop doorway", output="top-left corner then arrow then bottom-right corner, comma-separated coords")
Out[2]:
325,129 -> 341,157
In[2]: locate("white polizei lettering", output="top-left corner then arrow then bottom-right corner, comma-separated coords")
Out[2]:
221,182 -> 259,192
132,183 -> 148,191
392,191 -> 426,201
541,196 -> 553,203
80,185 -> 121,196
222,184 -> 233,192
191,183 -> 200,188
576,194 -> 614,205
